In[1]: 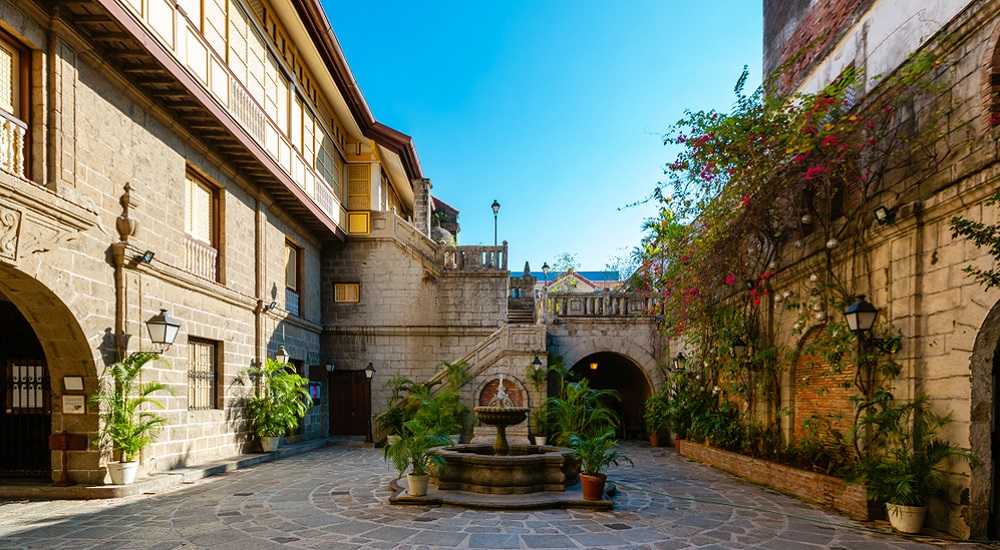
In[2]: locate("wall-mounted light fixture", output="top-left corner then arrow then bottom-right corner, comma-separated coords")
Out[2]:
139,250 -> 155,264
873,206 -> 896,225
589,362 -> 598,371
146,309 -> 180,349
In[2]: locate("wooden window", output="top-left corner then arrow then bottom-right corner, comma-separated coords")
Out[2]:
333,282 -> 360,304
285,241 -> 302,316
184,173 -> 217,245
347,163 -> 370,210
291,94 -> 303,153
188,338 -> 221,410
204,0 -> 227,56
0,34 -> 21,118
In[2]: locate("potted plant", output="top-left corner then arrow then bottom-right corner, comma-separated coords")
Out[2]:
643,390 -> 670,447
245,358 -> 311,452
375,405 -> 406,446
570,428 -> 632,500
91,352 -> 170,485
532,404 -> 549,446
384,417 -> 451,496
862,396 -> 972,534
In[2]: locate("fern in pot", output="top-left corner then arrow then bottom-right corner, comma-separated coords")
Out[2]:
245,358 -> 310,452
384,417 -> 451,496
91,352 -> 170,485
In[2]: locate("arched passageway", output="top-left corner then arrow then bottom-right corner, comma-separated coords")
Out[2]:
0,263 -> 100,482
570,352 -> 653,439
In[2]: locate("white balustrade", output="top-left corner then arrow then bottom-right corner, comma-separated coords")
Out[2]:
0,111 -> 26,178
184,237 -> 219,281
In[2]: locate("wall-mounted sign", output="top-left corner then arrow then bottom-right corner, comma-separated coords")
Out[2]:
62,395 -> 85,414
63,376 -> 84,391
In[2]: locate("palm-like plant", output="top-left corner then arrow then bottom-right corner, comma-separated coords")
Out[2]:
570,428 -> 632,475
548,379 -> 619,445
91,352 -> 170,463
245,358 -> 311,438
862,395 -> 973,506
384,417 -> 452,477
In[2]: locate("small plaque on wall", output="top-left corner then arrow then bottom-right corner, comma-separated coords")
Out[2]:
62,395 -> 85,414
63,376 -> 84,392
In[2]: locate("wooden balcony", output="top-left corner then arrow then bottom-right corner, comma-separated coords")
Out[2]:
60,0 -> 346,240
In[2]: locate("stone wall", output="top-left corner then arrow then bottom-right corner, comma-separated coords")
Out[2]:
0,4 -> 326,482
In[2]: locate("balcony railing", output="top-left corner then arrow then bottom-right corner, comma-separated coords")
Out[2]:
184,237 -> 218,281
547,292 -> 657,319
0,110 -> 26,178
449,242 -> 508,272
285,287 -> 300,317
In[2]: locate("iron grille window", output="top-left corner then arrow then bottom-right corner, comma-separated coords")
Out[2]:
3,361 -> 48,414
188,338 -> 219,410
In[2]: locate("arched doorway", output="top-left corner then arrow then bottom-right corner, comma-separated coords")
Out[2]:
0,292 -> 48,478
0,263 -> 100,483
570,352 -> 653,439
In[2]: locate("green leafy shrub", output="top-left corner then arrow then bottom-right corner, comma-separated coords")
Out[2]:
384,417 -> 452,477
245,358 -> 311,438
643,388 -> 671,437
570,428 -> 632,475
548,379 -> 619,445
91,352 -> 171,463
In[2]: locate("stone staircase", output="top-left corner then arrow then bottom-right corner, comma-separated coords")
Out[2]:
507,300 -> 535,324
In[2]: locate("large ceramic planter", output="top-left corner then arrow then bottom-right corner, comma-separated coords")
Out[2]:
534,436 -> 547,446
580,473 -> 606,501
886,503 -> 926,534
107,461 -> 139,485
407,473 -> 429,496
387,434 -> 401,446
260,436 -> 280,453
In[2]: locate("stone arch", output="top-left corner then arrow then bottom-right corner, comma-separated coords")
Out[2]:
0,262 -> 101,482
967,298 -> 1000,539
558,340 -> 660,390
786,323 -> 855,442
567,350 -> 654,439
981,21 -> 1000,130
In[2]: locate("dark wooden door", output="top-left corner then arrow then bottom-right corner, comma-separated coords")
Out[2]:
0,360 -> 50,478
329,370 -> 370,436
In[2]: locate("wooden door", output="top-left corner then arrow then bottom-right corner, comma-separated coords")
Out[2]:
329,370 -> 370,436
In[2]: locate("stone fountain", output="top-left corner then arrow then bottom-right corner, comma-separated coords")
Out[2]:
389,374 -> 608,508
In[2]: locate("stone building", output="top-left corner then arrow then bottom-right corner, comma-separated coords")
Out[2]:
0,0 -> 539,486
761,0 -> 1000,539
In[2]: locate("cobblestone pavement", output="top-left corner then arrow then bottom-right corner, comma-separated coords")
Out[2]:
0,444 -> 987,549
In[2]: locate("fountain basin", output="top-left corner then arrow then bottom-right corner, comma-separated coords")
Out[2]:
431,444 -> 579,494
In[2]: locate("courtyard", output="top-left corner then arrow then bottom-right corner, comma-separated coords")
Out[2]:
0,444 -> 974,550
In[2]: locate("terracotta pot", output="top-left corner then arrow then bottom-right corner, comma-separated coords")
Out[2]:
107,461 -> 139,485
649,433 -> 661,447
260,436 -> 280,453
674,436 -> 682,449
580,472 -> 606,501
886,503 -> 926,534
407,473 -> 429,497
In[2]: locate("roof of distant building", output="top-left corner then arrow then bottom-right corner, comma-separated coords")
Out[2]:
523,271 -> 620,282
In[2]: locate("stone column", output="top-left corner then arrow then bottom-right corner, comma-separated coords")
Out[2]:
412,178 -> 432,237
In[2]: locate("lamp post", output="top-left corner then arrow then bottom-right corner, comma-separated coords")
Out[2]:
541,262 -> 550,322
146,309 -> 181,351
491,199 -> 501,247
364,362 -> 375,442
843,295 -> 879,453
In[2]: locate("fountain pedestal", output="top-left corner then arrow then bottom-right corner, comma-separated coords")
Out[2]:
474,406 -> 526,455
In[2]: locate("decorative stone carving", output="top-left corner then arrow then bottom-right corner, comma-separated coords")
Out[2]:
115,182 -> 138,242
0,203 -> 21,262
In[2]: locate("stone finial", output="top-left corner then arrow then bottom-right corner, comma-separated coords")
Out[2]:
115,182 -> 138,242
523,261 -> 530,277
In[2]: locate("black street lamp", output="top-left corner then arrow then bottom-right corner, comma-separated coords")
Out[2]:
364,362 -> 376,442
844,295 -> 879,334
672,352 -> 687,370
732,338 -> 749,359
531,355 -> 543,369
146,309 -> 180,349
491,199 -> 501,247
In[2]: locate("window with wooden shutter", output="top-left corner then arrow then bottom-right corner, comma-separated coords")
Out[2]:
285,242 -> 302,316
188,338 -> 220,410
347,163 -> 370,210
204,0 -> 227,56
333,283 -> 360,304
184,175 -> 215,244
0,36 -> 20,117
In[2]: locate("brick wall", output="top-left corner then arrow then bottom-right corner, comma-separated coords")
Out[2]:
679,439 -> 869,521
791,331 -> 856,440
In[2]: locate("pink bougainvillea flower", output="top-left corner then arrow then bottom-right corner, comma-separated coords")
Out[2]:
740,194 -> 751,208
680,255 -> 690,264
792,153 -> 809,164
724,273 -> 737,286
803,165 -> 827,180
821,135 -> 839,147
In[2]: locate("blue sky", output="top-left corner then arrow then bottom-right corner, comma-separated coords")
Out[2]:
325,1 -> 762,271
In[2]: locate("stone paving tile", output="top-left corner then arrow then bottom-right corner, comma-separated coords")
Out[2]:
0,444 -> 989,549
